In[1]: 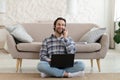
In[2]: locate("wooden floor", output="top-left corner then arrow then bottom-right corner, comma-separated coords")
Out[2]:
0,49 -> 120,73
0,73 -> 120,80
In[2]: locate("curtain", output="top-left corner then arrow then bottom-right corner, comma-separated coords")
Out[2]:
108,0 -> 120,49
114,0 -> 120,21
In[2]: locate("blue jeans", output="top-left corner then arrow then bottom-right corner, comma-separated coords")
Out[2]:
37,61 -> 85,77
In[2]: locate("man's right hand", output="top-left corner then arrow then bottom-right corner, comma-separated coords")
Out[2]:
47,58 -> 51,64
47,58 -> 51,62
63,29 -> 68,38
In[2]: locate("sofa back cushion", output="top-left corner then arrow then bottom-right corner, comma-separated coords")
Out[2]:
22,23 -> 99,42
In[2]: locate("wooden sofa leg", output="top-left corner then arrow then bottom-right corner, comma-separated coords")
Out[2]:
90,59 -> 93,67
19,58 -> 22,68
96,59 -> 101,72
16,58 -> 22,72
16,58 -> 20,72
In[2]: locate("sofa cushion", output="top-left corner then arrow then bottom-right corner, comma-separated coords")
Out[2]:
75,42 -> 101,52
16,42 -> 42,52
16,42 -> 101,53
6,24 -> 34,43
6,24 -> 17,33
11,24 -> 34,43
79,27 -> 106,43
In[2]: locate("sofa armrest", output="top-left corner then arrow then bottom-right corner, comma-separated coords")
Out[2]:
7,33 -> 19,58
99,33 -> 109,58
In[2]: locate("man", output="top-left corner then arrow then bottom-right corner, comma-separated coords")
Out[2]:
37,17 -> 85,78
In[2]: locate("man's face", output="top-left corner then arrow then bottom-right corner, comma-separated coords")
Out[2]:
54,20 -> 66,34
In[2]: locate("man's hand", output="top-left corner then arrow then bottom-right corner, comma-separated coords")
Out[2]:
47,58 -> 51,64
63,29 -> 68,38
47,58 -> 51,62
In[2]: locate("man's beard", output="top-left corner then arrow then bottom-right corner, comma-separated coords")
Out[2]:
55,28 -> 63,34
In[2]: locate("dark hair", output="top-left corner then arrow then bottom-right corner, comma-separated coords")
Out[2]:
53,17 -> 66,28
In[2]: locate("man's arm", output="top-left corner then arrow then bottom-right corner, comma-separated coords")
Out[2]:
39,39 -> 51,62
62,37 -> 76,54
62,29 -> 76,54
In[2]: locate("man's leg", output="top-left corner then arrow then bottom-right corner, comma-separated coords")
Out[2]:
64,61 -> 85,77
65,61 -> 85,72
37,61 -> 65,77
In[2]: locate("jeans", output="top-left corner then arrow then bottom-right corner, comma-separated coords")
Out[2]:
37,61 -> 85,77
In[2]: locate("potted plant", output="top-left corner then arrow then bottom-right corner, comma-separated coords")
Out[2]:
113,21 -> 120,44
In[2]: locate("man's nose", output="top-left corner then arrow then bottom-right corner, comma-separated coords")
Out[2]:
58,25 -> 63,28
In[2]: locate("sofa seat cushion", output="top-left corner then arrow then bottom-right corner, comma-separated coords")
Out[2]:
16,42 -> 101,53
16,42 -> 42,52
76,42 -> 101,52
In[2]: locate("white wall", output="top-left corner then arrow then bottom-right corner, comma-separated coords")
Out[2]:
5,0 -> 107,28
0,0 -> 117,51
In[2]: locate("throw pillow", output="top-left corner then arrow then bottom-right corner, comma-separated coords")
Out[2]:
79,27 -> 106,43
5,24 -> 18,33
10,24 -> 34,43
12,35 -> 22,44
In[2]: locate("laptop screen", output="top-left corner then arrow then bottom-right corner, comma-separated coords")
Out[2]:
50,54 -> 75,69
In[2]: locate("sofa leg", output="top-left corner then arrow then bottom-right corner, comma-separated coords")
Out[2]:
19,58 -> 22,68
96,59 -> 101,72
90,59 -> 93,67
16,58 -> 20,72
16,58 -> 22,72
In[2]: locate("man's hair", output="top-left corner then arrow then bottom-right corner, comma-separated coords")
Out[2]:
53,17 -> 66,28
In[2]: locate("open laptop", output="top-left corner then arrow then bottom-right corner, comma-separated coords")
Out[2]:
50,54 -> 75,69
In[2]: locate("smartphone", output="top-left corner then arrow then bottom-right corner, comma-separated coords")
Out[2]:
62,28 -> 65,34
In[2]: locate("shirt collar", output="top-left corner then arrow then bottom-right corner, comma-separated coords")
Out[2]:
50,34 -> 64,39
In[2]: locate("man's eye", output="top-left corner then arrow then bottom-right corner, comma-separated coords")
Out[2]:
62,24 -> 65,26
57,23 -> 65,26
57,24 -> 60,26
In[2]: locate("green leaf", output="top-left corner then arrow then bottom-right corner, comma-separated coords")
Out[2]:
113,34 -> 120,44
118,22 -> 120,27
115,28 -> 120,34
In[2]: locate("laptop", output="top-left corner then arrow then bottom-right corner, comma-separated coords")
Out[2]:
50,54 -> 75,69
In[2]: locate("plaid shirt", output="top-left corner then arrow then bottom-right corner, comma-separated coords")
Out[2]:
40,34 -> 76,61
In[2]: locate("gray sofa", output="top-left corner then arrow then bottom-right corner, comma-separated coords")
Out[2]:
7,23 -> 109,72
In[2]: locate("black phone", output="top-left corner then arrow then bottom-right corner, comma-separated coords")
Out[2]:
62,29 -> 65,34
